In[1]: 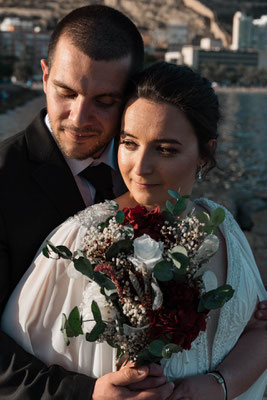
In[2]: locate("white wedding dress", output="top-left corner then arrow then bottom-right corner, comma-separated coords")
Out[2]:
1,199 -> 267,399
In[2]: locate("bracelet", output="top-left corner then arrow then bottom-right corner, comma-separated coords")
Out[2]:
207,370 -> 227,400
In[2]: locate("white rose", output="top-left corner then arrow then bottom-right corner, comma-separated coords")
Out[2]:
80,281 -> 116,333
129,234 -> 163,272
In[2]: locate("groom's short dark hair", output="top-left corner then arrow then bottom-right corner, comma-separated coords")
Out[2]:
47,5 -> 144,76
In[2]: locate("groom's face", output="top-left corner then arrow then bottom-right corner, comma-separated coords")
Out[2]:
41,35 -> 131,160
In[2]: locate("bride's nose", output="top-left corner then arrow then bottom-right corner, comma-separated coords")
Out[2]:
133,149 -> 154,176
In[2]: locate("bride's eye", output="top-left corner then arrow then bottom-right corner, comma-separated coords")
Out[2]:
120,140 -> 137,150
158,145 -> 178,156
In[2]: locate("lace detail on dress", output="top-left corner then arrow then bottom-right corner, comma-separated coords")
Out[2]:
69,200 -> 118,228
195,198 -> 258,370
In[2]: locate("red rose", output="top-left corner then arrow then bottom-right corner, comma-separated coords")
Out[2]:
147,280 -> 208,350
122,205 -> 164,241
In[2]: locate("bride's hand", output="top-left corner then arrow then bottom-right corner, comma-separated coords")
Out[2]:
92,365 -> 174,400
167,374 -> 225,400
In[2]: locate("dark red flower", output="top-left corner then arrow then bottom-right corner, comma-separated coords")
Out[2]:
147,280 -> 208,350
122,205 -> 164,241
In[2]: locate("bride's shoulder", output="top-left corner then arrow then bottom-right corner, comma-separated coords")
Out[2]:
68,200 -> 119,228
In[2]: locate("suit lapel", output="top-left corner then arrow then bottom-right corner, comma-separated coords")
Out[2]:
25,109 -> 85,219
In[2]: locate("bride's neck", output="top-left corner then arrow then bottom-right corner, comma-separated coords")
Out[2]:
115,192 -> 194,216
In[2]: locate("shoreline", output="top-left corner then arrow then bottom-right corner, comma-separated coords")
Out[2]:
215,86 -> 267,93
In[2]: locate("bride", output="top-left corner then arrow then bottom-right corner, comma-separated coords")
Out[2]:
1,62 -> 266,400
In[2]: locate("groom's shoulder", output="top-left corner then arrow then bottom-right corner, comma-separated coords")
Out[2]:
0,109 -> 46,168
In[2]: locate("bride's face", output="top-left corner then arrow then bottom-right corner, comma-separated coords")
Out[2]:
118,98 -> 204,210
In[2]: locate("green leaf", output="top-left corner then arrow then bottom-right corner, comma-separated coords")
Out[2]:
85,321 -> 106,342
135,348 -> 161,367
161,210 -> 175,224
198,284 -> 234,312
162,343 -> 182,359
42,245 -> 50,258
68,306 -> 83,335
148,340 -> 165,357
168,190 -> 180,200
116,210 -> 125,223
73,257 -> 93,279
210,208 -> 225,227
195,211 -> 210,225
46,241 -> 72,259
93,271 -> 116,291
106,239 -> 132,260
153,260 -> 174,281
173,197 -> 186,216
91,300 -> 102,323
56,246 -> 73,259
98,216 -> 113,232
165,200 -> 174,214
170,252 -> 189,269
61,314 -> 70,345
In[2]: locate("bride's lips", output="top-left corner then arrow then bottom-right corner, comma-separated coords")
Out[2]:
133,181 -> 159,189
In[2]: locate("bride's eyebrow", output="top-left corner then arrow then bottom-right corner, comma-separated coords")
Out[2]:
154,139 -> 182,145
120,132 -> 182,145
120,132 -> 135,137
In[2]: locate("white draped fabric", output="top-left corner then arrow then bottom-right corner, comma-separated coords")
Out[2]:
1,199 -> 266,399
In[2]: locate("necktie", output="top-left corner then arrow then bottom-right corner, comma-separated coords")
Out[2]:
79,163 -> 114,203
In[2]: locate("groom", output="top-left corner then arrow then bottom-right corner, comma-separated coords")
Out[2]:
0,5 -> 174,400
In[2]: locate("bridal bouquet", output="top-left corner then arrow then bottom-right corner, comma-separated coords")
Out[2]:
43,191 -> 234,366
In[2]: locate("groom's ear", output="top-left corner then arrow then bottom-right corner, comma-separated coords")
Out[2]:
40,59 -> 49,94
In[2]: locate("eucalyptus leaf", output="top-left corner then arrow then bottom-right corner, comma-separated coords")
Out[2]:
210,208 -> 225,227
73,257 -> 94,279
168,190 -> 180,199
56,245 -> 73,259
170,252 -> 189,268
42,246 -> 50,258
198,284 -> 234,312
148,340 -> 165,357
85,321 -> 106,342
173,198 -> 186,216
161,210 -> 175,224
162,343 -> 182,359
106,239 -> 132,260
165,200 -> 174,214
93,271 -> 116,291
91,300 -> 102,323
46,241 -> 72,259
153,260 -> 174,281
135,348 -> 161,367
68,306 -> 83,335
116,210 -> 125,223
61,313 -> 70,345
195,211 -> 210,225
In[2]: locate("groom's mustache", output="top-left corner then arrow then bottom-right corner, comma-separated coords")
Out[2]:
59,125 -> 102,135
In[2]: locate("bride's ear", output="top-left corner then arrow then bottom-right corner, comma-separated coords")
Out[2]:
207,139 -> 217,155
200,139 -> 217,165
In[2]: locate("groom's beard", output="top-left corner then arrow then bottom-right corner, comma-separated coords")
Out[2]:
51,122 -> 114,160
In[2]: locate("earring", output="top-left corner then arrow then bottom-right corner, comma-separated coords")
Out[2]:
197,165 -> 203,181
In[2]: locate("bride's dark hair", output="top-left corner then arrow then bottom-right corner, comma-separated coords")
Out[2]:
126,61 -> 220,174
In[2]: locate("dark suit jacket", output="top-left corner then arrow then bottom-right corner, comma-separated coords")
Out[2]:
0,109 -> 119,399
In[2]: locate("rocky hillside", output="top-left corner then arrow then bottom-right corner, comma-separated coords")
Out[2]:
1,0 -> 267,46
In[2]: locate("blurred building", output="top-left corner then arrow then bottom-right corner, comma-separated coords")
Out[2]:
231,11 -> 267,51
0,17 -> 50,78
181,45 -> 266,69
167,22 -> 188,51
